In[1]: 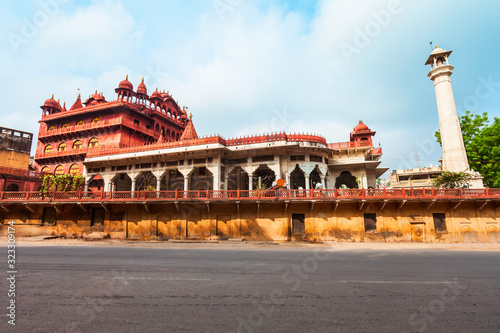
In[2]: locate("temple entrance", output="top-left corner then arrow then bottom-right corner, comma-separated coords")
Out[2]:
290,165 -> 305,189
335,171 -> 358,189
252,165 -> 276,190
228,167 -> 249,190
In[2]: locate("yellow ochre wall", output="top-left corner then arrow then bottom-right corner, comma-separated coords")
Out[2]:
1,200 -> 499,243
0,150 -> 30,169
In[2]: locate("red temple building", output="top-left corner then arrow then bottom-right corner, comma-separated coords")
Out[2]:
34,76 -> 190,176
3,50 -> 498,243
3,74 -> 498,243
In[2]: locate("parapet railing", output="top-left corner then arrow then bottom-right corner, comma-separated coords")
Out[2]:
86,132 -> 328,158
328,141 -> 373,149
1,188 -> 499,203
0,166 -> 48,179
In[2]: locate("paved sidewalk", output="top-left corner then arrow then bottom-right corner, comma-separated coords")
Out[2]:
1,236 -> 500,251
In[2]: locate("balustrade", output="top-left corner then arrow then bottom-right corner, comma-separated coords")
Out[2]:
1,188 -> 498,203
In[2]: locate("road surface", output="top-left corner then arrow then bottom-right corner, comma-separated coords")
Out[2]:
1,245 -> 499,332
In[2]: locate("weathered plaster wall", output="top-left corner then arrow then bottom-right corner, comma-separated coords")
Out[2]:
1,200 -> 499,243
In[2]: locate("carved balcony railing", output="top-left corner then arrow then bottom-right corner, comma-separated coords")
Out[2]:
1,188 -> 499,203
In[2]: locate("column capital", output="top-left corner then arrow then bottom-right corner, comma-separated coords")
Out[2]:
177,166 -> 194,178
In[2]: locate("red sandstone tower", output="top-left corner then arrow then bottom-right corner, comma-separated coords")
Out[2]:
34,76 -> 190,175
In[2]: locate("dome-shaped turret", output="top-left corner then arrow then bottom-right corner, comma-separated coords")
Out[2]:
431,47 -> 445,55
137,78 -> 147,95
151,88 -> 161,98
43,94 -> 62,110
118,75 -> 133,90
93,91 -> 105,101
115,75 -> 136,101
353,120 -> 369,132
350,120 -> 375,145
160,90 -> 169,99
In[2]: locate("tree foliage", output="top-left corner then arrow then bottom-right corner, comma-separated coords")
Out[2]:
435,111 -> 500,188
40,174 -> 84,199
432,171 -> 472,189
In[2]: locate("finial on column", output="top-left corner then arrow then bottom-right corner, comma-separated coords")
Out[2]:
51,94 -> 54,99
126,74 -> 128,80
189,113 -> 192,120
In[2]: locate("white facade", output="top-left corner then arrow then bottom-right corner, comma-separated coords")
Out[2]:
83,132 -> 388,192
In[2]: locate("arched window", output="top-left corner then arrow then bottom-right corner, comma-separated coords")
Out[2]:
54,165 -> 64,175
40,166 -> 50,173
62,123 -> 69,129
76,120 -> 84,126
44,144 -> 53,153
58,142 -> 67,152
91,117 -> 101,124
73,140 -> 82,150
89,137 -> 98,148
6,184 -> 19,192
69,164 -> 80,175
48,125 -> 55,132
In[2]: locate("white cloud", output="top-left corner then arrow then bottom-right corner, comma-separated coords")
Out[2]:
3,0 -> 497,172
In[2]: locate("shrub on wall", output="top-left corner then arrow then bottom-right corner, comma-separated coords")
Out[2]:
40,174 -> 84,199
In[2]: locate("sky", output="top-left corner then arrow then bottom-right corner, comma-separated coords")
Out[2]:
1,0 -> 499,176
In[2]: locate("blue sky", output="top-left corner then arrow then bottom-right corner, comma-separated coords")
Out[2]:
1,0 -> 499,176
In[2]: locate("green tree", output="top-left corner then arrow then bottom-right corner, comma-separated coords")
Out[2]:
432,171 -> 472,189
435,111 -> 500,188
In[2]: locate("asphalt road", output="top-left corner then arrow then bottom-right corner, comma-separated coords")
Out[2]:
1,245 -> 499,333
